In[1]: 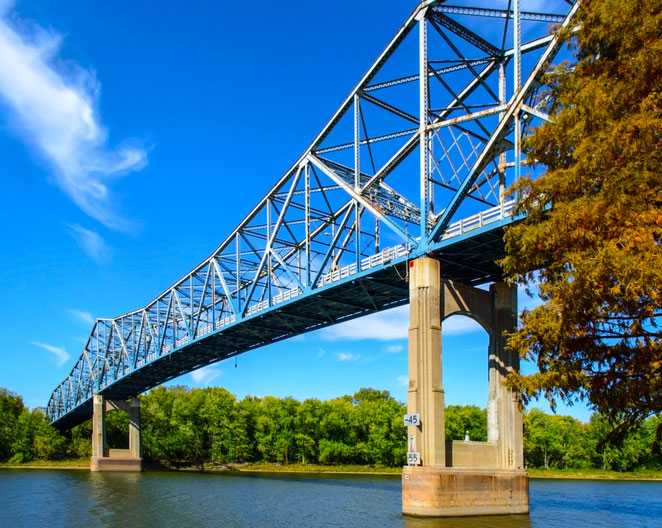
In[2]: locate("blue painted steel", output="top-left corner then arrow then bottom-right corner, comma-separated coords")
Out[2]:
48,0 -> 579,429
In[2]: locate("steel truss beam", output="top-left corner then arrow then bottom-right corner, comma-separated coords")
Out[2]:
48,0 -> 580,428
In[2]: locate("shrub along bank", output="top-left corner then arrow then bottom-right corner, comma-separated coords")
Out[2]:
0,386 -> 660,471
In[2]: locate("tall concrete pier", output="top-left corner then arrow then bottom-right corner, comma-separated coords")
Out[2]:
91,395 -> 143,472
402,257 -> 528,516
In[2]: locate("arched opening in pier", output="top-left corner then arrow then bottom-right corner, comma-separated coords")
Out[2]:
105,408 -> 129,450
441,314 -> 489,443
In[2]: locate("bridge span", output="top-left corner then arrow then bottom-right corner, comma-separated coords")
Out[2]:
47,0 -> 579,516
49,201 -> 514,430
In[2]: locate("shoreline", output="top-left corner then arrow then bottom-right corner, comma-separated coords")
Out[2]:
2,463 -> 661,481
528,473 -> 662,482
0,465 -> 88,470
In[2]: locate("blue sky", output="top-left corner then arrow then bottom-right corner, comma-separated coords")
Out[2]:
0,0 -> 592,422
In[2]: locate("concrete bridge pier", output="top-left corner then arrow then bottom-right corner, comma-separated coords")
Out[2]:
402,257 -> 528,517
91,395 -> 143,472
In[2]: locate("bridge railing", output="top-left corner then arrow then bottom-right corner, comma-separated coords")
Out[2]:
442,200 -> 515,240
236,199 -> 516,317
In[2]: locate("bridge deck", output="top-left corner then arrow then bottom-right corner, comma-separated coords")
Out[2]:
52,218 -> 512,430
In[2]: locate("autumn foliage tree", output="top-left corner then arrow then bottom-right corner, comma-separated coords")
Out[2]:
500,0 -> 662,443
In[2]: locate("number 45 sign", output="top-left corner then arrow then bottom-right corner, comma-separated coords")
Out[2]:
403,413 -> 420,427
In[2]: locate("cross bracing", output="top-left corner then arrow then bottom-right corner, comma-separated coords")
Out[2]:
48,0 -> 580,429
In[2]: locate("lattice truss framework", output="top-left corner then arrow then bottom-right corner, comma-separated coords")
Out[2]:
49,0 -> 580,424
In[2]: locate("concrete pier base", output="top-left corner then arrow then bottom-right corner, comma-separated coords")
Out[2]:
402,466 -> 529,517
403,257 -> 526,517
91,453 -> 143,472
91,395 -> 142,472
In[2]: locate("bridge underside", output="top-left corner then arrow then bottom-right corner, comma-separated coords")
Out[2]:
53,225 -> 508,430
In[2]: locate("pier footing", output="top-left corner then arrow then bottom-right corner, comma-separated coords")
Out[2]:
402,467 -> 529,517
91,395 -> 143,472
91,454 -> 143,472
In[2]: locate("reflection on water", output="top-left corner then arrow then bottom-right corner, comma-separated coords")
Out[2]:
87,472 -> 147,526
404,514 -> 532,528
1,469 -> 661,528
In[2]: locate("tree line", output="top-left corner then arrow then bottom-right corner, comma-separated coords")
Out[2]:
1,386 -> 660,471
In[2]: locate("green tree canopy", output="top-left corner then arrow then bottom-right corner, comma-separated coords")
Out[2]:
1,385 -> 659,470
0,388 -> 23,460
501,0 -> 662,442
445,405 -> 487,442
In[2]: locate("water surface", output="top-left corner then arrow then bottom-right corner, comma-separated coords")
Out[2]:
1,469 -> 660,527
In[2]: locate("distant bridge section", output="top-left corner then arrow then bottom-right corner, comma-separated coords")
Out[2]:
49,0 -> 577,429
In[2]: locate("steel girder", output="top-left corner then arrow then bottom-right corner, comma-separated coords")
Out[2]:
48,0 -> 580,428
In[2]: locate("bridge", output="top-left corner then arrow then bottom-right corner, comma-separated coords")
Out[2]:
47,0 -> 579,516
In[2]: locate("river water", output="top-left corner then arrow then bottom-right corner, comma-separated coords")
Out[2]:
1,469 -> 660,527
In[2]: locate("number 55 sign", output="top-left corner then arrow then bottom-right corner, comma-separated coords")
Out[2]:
406,452 -> 421,465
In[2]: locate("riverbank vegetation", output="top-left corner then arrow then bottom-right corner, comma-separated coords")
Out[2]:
1,386 -> 660,473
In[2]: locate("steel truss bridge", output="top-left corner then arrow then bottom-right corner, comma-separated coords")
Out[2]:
49,0 -> 580,429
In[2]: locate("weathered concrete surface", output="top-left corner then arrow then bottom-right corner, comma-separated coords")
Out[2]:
403,257 -> 527,516
91,456 -> 143,472
489,282 -> 524,470
445,440 -> 498,469
91,395 -> 142,472
407,257 -> 444,466
402,466 -> 529,517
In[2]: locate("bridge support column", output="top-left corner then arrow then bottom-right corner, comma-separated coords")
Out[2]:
402,258 -> 528,517
91,394 -> 143,472
406,257 -> 444,467
490,282 -> 525,471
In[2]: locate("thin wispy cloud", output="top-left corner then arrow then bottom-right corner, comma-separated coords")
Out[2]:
68,309 -> 94,326
31,341 -> 69,366
66,223 -> 111,263
384,344 -> 404,354
322,305 -> 484,341
335,352 -> 360,362
0,2 -> 147,230
191,365 -> 221,385
442,316 -> 484,335
321,306 -> 409,341
397,375 -> 408,387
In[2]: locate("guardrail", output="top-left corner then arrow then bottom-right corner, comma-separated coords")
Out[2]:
240,200 -> 515,318
442,200 -> 515,240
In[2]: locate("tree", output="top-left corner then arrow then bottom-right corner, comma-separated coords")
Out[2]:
500,0 -> 662,442
141,385 -> 179,463
9,408 -> 68,463
295,398 -> 323,464
445,405 -> 487,442
523,408 -> 553,469
170,388 -> 211,467
0,388 -> 23,461
30,409 -> 68,461
318,398 -> 356,464
201,387 -> 236,463
70,421 -> 93,458
232,396 -> 260,462
351,388 -> 406,466
104,409 -> 129,449
588,412 -> 662,471
141,385 -> 207,465
11,410 -> 37,463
